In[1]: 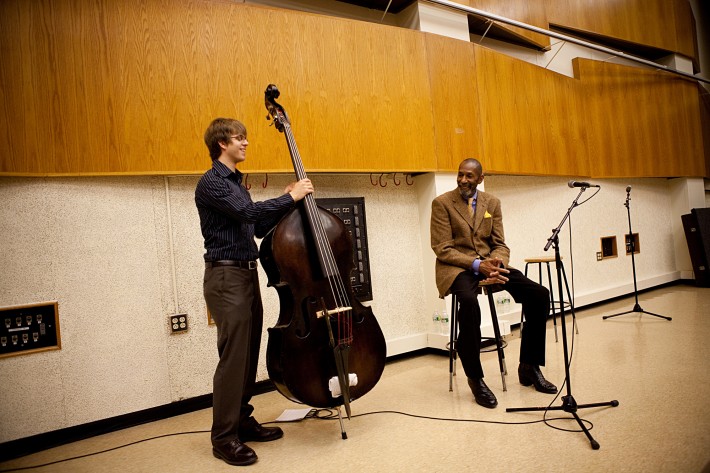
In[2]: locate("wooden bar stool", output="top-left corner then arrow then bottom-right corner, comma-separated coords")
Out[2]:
449,281 -> 507,392
521,256 -> 578,342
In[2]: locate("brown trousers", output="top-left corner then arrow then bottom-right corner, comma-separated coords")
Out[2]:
203,265 -> 263,447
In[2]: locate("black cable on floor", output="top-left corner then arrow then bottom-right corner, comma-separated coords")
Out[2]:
0,400 -> 600,471
293,407 -> 591,429
0,431 -> 210,472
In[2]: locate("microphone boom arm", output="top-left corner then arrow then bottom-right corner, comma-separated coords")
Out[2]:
545,188 -> 586,252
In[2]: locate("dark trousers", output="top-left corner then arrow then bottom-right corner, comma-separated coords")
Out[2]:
451,268 -> 550,379
204,266 -> 263,447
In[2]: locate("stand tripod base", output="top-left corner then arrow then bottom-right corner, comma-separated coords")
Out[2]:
506,396 -> 619,450
603,303 -> 671,321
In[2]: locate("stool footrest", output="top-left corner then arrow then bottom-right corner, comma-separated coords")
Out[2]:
480,337 -> 507,352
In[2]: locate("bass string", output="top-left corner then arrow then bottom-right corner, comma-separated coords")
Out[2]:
285,128 -> 346,304
283,124 -> 351,325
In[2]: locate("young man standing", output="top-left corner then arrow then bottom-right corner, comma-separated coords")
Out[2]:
195,118 -> 313,465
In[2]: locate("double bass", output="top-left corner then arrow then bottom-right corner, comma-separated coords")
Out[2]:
259,84 -> 386,429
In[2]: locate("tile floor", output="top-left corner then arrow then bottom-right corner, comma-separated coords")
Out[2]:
1,284 -> 709,473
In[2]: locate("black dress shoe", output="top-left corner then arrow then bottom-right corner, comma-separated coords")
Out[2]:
238,417 -> 284,442
467,378 -> 498,408
212,439 -> 258,466
518,363 -> 557,394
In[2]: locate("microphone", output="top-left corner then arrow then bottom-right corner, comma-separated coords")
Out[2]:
568,180 -> 600,188
626,186 -> 631,193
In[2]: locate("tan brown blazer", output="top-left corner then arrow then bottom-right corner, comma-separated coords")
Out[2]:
431,189 -> 510,298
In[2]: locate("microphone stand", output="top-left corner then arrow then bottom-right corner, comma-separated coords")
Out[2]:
506,186 -> 619,450
602,188 -> 671,321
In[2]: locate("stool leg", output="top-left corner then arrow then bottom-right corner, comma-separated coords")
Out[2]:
560,263 -> 579,334
487,290 -> 507,392
520,263 -> 530,337
545,262 -> 559,342
449,295 -> 458,392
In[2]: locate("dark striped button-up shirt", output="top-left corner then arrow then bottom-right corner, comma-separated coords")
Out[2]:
195,160 -> 295,262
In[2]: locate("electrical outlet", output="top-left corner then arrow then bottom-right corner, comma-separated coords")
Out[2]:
596,252 -> 603,261
169,314 -> 188,334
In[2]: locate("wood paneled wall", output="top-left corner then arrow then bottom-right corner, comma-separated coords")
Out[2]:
449,0 -> 697,58
546,0 -> 697,59
0,0 -> 705,178
574,59 -> 705,178
0,0 -> 436,175
475,45 -> 589,177
467,0 -> 550,49
424,34 -> 483,172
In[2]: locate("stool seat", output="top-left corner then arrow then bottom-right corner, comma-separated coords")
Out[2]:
524,256 -> 557,263
478,280 -> 501,288
448,281 -> 508,393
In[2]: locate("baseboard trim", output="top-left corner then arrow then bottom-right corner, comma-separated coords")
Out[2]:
0,381 -> 275,463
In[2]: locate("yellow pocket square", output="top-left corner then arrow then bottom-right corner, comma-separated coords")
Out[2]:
484,211 -> 492,218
